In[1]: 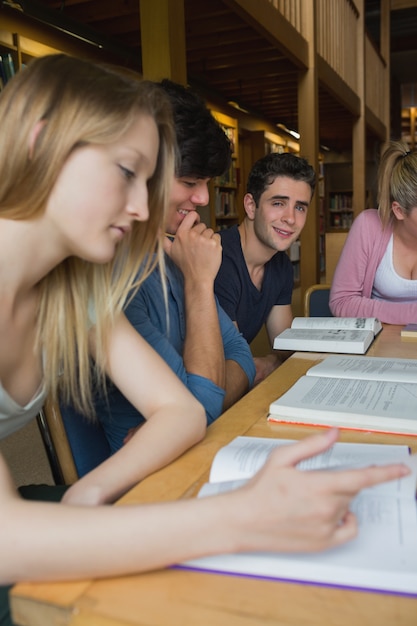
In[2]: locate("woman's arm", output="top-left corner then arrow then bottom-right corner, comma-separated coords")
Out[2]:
1,429 -> 409,584
63,313 -> 206,505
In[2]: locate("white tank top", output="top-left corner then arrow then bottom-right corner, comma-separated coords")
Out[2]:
372,235 -> 417,302
0,382 -> 46,439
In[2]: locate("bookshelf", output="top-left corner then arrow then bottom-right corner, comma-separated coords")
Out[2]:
0,6 -> 120,95
323,163 -> 353,233
0,28 -> 62,91
318,159 -> 326,276
327,190 -> 354,230
288,240 -> 301,286
209,111 -> 240,231
0,30 -> 18,88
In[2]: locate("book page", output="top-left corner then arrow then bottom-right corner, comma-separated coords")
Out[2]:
200,453 -> 417,499
207,436 -> 412,495
208,437 -> 294,483
269,376 -> 417,432
307,355 -> 417,383
291,317 -> 381,333
186,455 -> 417,595
183,502 -> 417,595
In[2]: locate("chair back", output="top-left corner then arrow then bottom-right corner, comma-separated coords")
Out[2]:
304,284 -> 332,317
37,398 -> 79,485
37,398 -> 111,484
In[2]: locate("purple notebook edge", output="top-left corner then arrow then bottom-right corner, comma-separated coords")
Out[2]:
173,564 -> 417,599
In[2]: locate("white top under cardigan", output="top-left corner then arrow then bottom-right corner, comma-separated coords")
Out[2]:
372,235 -> 417,303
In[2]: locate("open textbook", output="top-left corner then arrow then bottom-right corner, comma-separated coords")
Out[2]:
268,355 -> 417,435
181,436 -> 417,595
273,317 -> 382,354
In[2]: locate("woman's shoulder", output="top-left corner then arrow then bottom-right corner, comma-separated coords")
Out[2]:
354,208 -> 380,225
351,208 -> 386,235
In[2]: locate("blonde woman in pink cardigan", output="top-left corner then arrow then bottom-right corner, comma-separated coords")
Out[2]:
330,141 -> 417,324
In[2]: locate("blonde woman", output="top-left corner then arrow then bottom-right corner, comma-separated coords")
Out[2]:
330,141 -> 417,322
0,55 -> 408,625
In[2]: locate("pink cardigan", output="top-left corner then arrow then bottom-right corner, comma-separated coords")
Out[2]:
329,209 -> 417,324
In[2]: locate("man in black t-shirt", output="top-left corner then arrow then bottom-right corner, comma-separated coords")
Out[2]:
214,152 -> 316,384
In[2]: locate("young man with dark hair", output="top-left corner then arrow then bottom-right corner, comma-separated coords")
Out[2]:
215,152 -> 316,384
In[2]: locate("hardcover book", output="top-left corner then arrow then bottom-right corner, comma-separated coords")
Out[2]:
268,355 -> 417,435
273,317 -> 382,355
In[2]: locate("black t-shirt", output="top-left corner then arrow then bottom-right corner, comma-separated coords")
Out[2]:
214,226 -> 293,344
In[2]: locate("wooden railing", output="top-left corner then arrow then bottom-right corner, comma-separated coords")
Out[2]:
316,0 -> 359,95
365,35 -> 387,127
267,0 -> 305,37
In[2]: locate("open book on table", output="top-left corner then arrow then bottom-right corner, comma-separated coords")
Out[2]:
273,317 -> 382,354
181,436 -> 417,595
268,355 -> 417,435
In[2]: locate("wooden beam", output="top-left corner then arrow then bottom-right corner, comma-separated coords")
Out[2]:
223,0 -> 308,69
317,57 -> 361,117
352,0 -> 366,219
139,0 -> 187,83
391,0 -> 417,10
298,0 -> 320,293
381,0 -> 391,138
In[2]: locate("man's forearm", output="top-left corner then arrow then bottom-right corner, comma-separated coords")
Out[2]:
183,280 -> 225,388
223,360 -> 250,410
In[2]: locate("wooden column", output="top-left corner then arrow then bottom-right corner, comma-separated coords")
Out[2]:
380,0 -> 391,141
139,0 -> 187,84
298,0 -> 320,296
352,0 -> 366,217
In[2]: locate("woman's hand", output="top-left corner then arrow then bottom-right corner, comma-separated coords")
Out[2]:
226,429 -> 410,554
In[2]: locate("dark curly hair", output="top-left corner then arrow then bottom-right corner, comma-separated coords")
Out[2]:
158,79 -> 232,179
247,152 -> 316,206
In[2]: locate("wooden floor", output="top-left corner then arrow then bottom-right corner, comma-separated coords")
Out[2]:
0,418 -> 54,487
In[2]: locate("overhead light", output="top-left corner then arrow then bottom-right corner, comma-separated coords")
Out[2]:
228,100 -> 250,114
276,123 -> 300,139
2,0 -> 23,11
4,0 -> 137,62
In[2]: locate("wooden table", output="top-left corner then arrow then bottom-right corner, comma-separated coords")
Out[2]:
11,325 -> 417,626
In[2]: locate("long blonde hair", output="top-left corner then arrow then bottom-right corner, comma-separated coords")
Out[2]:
0,54 -> 175,414
377,140 -> 417,225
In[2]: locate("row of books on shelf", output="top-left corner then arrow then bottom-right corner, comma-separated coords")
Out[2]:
328,210 -> 354,229
218,124 -> 236,155
329,192 -> 353,209
0,52 -> 15,89
214,188 -> 236,218
214,163 -> 238,187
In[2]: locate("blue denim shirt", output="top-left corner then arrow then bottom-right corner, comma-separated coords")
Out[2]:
94,254 -> 255,454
